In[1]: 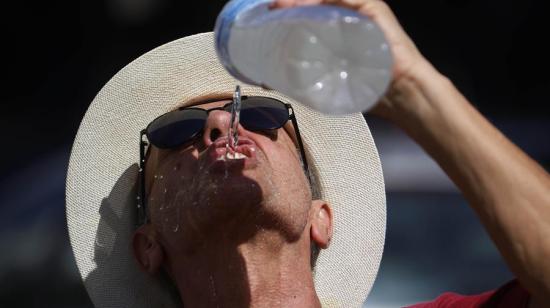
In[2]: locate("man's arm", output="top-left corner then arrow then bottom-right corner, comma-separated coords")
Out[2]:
273,0 -> 550,303
374,59 -> 550,304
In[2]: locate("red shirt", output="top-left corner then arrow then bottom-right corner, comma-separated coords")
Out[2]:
407,280 -> 530,308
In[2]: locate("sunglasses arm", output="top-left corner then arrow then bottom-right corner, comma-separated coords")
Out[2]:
288,106 -> 311,184
137,130 -> 148,226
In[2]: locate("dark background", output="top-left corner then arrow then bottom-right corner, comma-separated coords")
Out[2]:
1,0 -> 548,307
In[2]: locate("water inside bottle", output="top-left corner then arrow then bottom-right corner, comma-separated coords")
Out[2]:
227,7 -> 393,114
226,85 -> 242,158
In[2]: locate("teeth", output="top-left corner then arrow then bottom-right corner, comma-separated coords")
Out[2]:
217,151 -> 247,161
226,152 -> 247,160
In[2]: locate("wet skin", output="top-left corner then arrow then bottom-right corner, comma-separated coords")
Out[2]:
133,98 -> 333,307
143,99 -> 314,253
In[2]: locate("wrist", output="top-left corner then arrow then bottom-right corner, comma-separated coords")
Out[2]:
376,59 -> 452,129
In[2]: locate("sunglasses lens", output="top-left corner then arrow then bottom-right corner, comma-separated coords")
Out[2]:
239,97 -> 288,130
146,109 -> 206,148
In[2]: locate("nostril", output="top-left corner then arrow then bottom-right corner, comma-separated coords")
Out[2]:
209,128 -> 222,142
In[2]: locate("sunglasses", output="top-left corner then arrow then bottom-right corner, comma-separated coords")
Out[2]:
136,96 -> 310,225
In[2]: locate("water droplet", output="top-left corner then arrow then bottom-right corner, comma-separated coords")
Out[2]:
308,35 -> 318,44
164,188 -> 168,194
154,175 -> 158,179
315,82 -> 324,90
209,275 -> 218,300
159,175 -> 164,180
344,16 -> 359,23
173,224 -> 179,232
339,71 -> 348,79
94,237 -> 105,248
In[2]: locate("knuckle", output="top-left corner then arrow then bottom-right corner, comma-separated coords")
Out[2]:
362,0 -> 387,11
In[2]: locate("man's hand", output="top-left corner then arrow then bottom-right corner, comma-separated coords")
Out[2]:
271,0 -> 424,81
270,0 -> 430,120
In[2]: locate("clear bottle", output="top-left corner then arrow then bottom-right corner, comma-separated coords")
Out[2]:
215,0 -> 393,115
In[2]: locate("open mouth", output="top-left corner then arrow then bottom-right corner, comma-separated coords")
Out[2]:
205,137 -> 259,169
216,144 -> 255,161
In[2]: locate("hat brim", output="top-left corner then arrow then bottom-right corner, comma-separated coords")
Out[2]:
66,32 -> 386,307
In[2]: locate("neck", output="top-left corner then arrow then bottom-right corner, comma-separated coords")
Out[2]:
170,230 -> 321,308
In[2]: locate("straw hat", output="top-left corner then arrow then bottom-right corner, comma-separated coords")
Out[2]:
66,32 -> 386,308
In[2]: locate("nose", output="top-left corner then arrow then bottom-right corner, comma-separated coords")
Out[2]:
202,109 -> 244,146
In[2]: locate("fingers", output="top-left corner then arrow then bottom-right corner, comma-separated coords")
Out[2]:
269,0 -> 420,70
319,0 -> 397,14
324,0 -> 374,10
357,1 -> 414,47
270,0 -> 322,9
270,0 -> 295,9
271,0 -> 392,20
355,1 -> 398,24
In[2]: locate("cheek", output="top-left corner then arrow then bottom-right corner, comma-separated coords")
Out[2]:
276,132 -> 304,174
268,134 -> 310,197
147,151 -> 199,225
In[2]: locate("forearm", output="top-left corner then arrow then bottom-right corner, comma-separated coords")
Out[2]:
382,61 -> 550,301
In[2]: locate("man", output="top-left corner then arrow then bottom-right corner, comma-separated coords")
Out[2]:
66,0 -> 550,307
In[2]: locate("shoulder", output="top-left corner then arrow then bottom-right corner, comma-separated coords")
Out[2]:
405,280 -> 530,308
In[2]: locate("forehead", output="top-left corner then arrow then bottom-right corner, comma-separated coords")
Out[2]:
176,93 -> 233,110
185,98 -> 233,110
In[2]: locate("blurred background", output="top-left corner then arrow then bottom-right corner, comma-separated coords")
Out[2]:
1,0 -> 548,307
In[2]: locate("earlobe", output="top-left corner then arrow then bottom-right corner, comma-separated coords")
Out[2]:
132,224 -> 164,275
310,200 -> 333,249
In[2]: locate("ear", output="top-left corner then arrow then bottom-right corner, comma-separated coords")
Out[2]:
310,200 -> 333,249
132,224 -> 164,275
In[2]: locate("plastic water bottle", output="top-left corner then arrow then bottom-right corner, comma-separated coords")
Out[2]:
215,0 -> 393,115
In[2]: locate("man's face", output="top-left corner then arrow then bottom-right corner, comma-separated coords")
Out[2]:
144,98 -> 314,254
